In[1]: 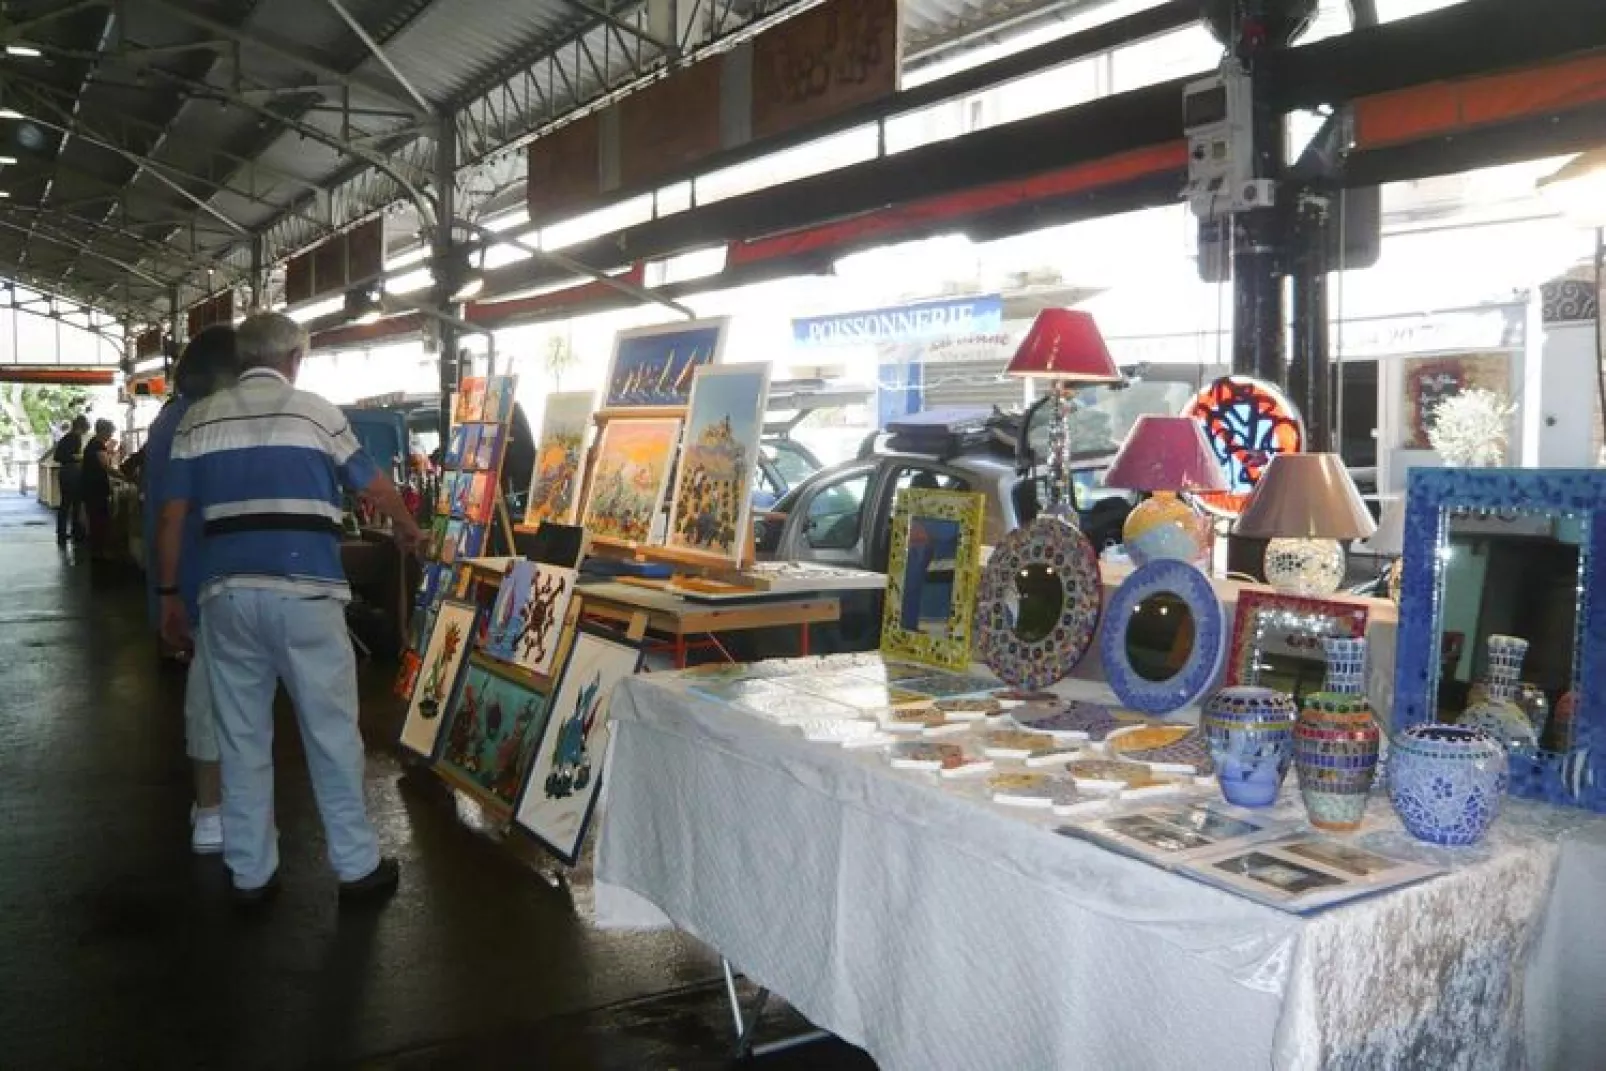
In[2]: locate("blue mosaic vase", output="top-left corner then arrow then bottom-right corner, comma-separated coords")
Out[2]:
1294,637 -> 1380,832
1388,724 -> 1509,846
1461,635 -> 1538,750
1203,686 -> 1297,808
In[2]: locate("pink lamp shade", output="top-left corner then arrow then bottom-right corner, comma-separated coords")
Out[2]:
1005,309 -> 1123,383
1103,415 -> 1230,493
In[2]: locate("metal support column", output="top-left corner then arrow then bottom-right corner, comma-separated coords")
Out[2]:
249,233 -> 268,312
167,284 -> 182,377
433,117 -> 459,443
1232,72 -> 1287,381
1288,193 -> 1332,452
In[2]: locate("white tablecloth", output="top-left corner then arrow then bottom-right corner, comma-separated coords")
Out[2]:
594,664 -> 1606,1070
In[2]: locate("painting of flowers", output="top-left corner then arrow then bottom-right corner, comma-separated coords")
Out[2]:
438,655 -> 552,811
602,317 -> 728,409
400,600 -> 478,759
581,417 -> 682,545
523,391 -> 594,528
665,363 -> 770,565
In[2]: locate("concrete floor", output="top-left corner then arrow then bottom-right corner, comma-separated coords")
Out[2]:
0,494 -> 873,1070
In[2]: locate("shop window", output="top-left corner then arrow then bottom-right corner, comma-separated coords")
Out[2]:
804,471 -> 870,550
1334,359 -> 1379,479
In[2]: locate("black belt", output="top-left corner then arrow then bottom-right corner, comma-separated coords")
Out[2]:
204,514 -> 342,538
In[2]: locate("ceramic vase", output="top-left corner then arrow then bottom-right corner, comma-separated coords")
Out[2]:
1461,635 -> 1537,749
1203,686 -> 1298,808
1294,637 -> 1381,831
1388,724 -> 1508,846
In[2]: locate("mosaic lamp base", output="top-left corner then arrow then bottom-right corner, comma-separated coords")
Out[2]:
1121,491 -> 1212,567
1263,537 -> 1346,597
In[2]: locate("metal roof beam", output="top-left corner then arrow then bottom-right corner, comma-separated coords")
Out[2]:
140,0 -> 435,120
323,0 -> 436,117
0,204 -> 242,280
0,216 -> 171,287
551,0 -> 676,55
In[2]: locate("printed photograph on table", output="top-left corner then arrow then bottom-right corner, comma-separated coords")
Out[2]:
400,600 -> 478,760
523,391 -> 595,528
514,629 -> 645,864
603,317 -> 728,409
1177,837 -> 1443,913
582,417 -> 683,544
482,559 -> 577,677
455,376 -> 487,423
482,374 -> 519,426
880,487 -> 987,671
438,655 -> 552,812
1058,802 -> 1287,864
665,363 -> 771,565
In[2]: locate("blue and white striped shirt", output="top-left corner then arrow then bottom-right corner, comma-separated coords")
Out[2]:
165,368 -> 380,603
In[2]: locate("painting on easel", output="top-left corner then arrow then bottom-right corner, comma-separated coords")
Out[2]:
437,655 -> 551,811
665,363 -> 771,566
524,391 -> 594,528
602,317 -> 728,409
482,559 -> 577,677
581,417 -> 682,545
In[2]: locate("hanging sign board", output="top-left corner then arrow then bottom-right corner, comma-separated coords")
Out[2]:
751,0 -> 902,140
527,115 -> 604,223
186,291 -> 235,337
792,295 -> 1004,348
619,59 -> 724,189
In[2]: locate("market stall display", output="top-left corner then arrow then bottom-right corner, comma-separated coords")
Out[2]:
879,486 -> 985,670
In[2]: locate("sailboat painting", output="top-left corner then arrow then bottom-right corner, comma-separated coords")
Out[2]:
602,317 -> 729,409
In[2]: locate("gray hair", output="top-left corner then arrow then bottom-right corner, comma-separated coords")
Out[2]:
236,311 -> 308,371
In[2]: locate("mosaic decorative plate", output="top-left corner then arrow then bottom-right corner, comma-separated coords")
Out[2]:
1010,699 -> 1122,741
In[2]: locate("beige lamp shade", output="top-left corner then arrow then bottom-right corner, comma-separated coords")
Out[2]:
1363,496 -> 1406,557
1233,453 -> 1377,541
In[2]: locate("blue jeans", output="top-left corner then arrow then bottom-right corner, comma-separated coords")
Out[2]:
202,588 -> 379,889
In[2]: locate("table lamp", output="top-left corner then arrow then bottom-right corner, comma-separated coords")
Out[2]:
1362,495 -> 1406,602
1233,453 -> 1377,596
1102,415 -> 1227,567
1007,309 -> 1124,523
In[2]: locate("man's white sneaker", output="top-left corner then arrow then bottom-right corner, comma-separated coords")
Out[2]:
191,807 -> 224,855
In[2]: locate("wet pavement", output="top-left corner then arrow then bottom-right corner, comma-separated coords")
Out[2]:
0,494 -> 873,1069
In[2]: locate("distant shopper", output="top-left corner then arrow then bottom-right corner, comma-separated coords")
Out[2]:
81,419 -> 118,558
53,415 -> 89,546
142,325 -> 240,855
156,311 -> 426,906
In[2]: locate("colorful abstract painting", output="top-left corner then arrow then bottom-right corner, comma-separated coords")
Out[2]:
603,317 -> 728,409
665,363 -> 770,565
482,560 -> 576,677
454,377 -> 487,423
400,600 -> 477,759
444,424 -> 471,468
514,630 -> 643,863
1185,375 -> 1305,519
523,391 -> 594,528
482,374 -> 519,426
464,471 -> 495,525
470,426 -> 502,472
438,656 -> 551,811
582,417 -> 682,544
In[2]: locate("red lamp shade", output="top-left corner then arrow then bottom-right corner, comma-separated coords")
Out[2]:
1103,415 -> 1229,493
1005,309 -> 1123,383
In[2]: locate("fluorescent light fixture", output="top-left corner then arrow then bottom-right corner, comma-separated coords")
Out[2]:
645,245 -> 728,288
0,108 -> 26,120
132,356 -> 166,375
0,155 -> 16,165
382,267 -> 433,296
0,191 -> 11,199
5,45 -> 42,58
451,275 -> 485,302
482,242 -> 530,271
354,308 -> 384,326
383,245 -> 429,271
483,208 -> 530,233
286,295 -> 344,324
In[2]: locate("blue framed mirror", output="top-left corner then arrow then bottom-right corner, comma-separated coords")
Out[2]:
1099,559 -> 1226,716
1392,468 -> 1606,811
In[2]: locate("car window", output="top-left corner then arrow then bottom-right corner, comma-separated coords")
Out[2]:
804,472 -> 871,551
889,465 -> 972,499
766,441 -> 818,487
754,462 -> 782,499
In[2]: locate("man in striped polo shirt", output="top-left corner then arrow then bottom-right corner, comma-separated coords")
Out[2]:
156,311 -> 426,906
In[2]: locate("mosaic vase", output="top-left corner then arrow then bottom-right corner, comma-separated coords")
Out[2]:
1460,635 -> 1537,750
1388,724 -> 1508,846
1203,686 -> 1298,808
1294,637 -> 1381,832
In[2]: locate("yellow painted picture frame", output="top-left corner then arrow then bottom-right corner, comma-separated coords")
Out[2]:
880,487 -> 986,671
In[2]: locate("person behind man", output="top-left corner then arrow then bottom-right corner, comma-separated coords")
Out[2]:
81,418 -> 120,560
157,312 -> 426,905
53,414 -> 90,546
142,325 -> 240,855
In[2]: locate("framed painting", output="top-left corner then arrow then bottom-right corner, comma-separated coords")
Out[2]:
581,416 -> 683,545
438,654 -> 553,814
1399,353 -> 1511,450
880,487 -> 986,671
1226,590 -> 1369,708
400,599 -> 478,760
665,363 -> 771,566
470,425 -> 503,472
1184,375 -> 1305,518
444,424 -> 471,468
482,373 -> 519,427
482,559 -> 577,677
513,628 -> 645,864
523,391 -> 594,528
603,316 -> 728,410
454,376 -> 487,423
463,471 -> 495,525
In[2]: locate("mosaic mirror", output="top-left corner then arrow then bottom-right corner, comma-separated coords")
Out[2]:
881,487 -> 986,671
1099,560 -> 1227,715
974,517 -> 1103,690
1393,469 -> 1606,810
1226,590 -> 1370,709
